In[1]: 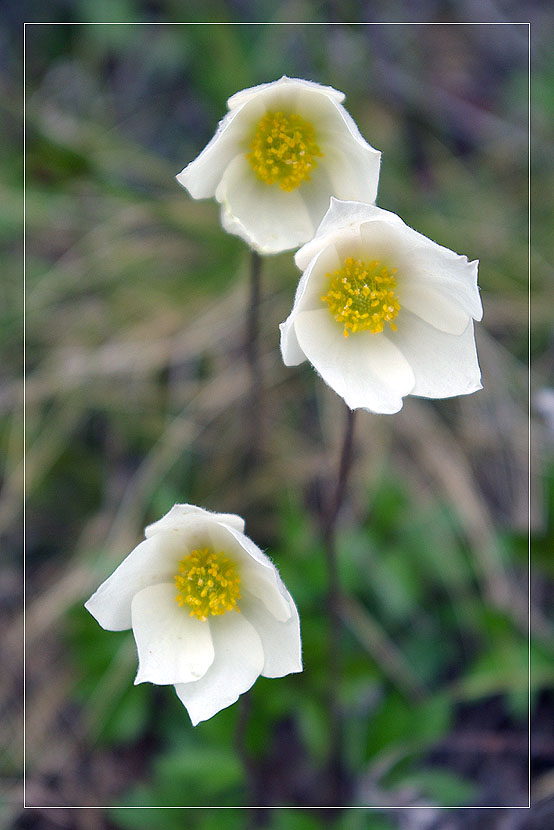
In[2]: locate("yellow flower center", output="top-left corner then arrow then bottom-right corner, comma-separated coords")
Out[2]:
321,257 -> 401,337
174,548 -> 241,622
247,110 -> 322,191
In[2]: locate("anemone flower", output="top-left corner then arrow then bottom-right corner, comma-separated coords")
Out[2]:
85,504 -> 302,725
177,77 -> 381,254
280,199 -> 483,414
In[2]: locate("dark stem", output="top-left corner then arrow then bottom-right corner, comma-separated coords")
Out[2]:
245,250 -> 264,470
237,250 -> 264,809
323,407 -> 357,543
322,405 -> 357,806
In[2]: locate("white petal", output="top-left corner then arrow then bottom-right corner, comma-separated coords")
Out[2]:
132,583 -> 214,685
359,216 -> 482,322
409,248 -> 482,321
295,200 -> 398,271
280,243 -> 341,366
203,521 -> 272,571
295,244 -> 343,314
282,87 -> 380,206
400,282 -> 470,335
320,144 -> 380,206
84,532 -> 188,631
241,567 -> 291,623
279,316 -> 305,366
318,199 -> 399,238
392,311 -> 482,399
203,522 -> 292,621
227,76 -> 345,111
294,308 -> 415,413
241,593 -> 302,678
358,217 -> 422,270
174,612 -> 264,725
145,504 -> 245,538
295,165 -> 341,233
216,154 -> 314,253
316,129 -> 380,205
288,243 -> 342,317
175,108 -> 247,199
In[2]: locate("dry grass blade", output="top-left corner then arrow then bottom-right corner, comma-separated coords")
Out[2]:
340,594 -> 426,701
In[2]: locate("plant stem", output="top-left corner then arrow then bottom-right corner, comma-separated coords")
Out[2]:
322,405 -> 357,806
323,407 -> 357,542
237,249 -> 264,807
245,250 -> 263,470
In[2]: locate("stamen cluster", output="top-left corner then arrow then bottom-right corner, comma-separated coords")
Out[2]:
174,548 -> 241,622
321,257 -> 400,337
247,110 -> 322,192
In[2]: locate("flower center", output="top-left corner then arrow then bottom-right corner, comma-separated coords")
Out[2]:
321,257 -> 401,337
174,548 -> 241,622
247,110 -> 322,191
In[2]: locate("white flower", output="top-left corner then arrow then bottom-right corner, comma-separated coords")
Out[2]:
280,199 -> 483,414
176,76 -> 381,254
85,504 -> 302,725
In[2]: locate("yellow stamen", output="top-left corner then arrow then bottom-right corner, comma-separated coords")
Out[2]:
247,110 -> 322,191
321,257 -> 400,337
174,548 -> 241,622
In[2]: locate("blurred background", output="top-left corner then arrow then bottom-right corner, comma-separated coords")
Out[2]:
4,4 -> 554,828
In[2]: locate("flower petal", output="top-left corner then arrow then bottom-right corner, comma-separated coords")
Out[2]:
241,593 -> 302,678
295,199 -> 397,271
227,76 -> 345,111
84,532 -> 187,631
175,97 -> 264,199
358,215 -> 482,322
174,612 -> 264,725
216,154 -> 314,253
282,87 -> 380,207
392,311 -> 482,398
145,504 -> 245,538
315,124 -> 380,205
280,243 -> 342,366
132,583 -> 215,685
409,247 -> 482,321
294,308 -> 415,413
400,282 -> 470,335
202,522 -> 293,622
241,567 -> 291,623
293,244 -> 343,315
279,316 -> 305,366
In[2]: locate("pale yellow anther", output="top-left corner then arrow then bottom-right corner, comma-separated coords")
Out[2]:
321,257 -> 401,337
174,548 -> 241,622
247,111 -> 322,191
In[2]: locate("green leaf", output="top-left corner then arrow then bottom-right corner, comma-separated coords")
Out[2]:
366,691 -> 452,765
455,637 -> 554,702
400,768 -> 476,806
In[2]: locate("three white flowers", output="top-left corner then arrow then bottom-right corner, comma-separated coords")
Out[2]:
86,76 -> 483,726
85,505 -> 302,725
